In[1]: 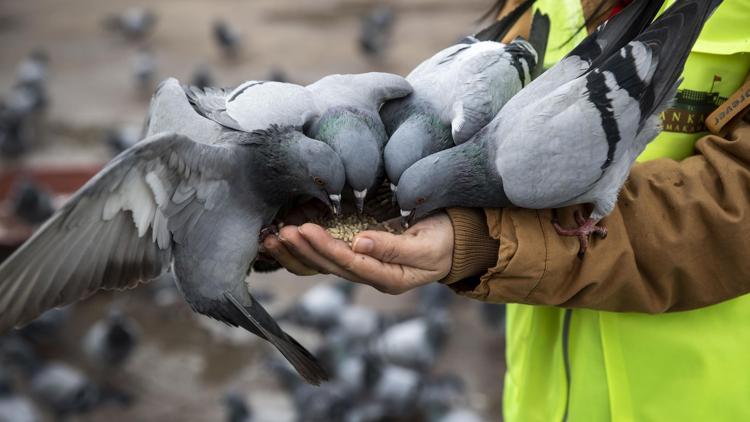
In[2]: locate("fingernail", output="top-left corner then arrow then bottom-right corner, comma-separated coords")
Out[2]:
353,237 -> 374,254
297,226 -> 305,236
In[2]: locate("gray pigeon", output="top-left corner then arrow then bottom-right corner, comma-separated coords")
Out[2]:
283,280 -> 356,331
0,373 -> 40,422
396,0 -> 720,255
373,312 -> 449,371
181,80 -> 319,134
213,19 -> 242,59
0,77 -> 345,384
306,73 -> 412,212
82,308 -> 139,371
223,392 -> 253,422
132,47 -> 157,93
29,362 -> 100,417
381,0 -> 537,191
104,7 -> 157,41
358,6 -> 396,60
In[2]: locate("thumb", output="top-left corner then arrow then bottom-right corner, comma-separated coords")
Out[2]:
352,230 -> 420,265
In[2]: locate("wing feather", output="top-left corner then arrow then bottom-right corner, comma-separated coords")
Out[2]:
0,132 -> 235,332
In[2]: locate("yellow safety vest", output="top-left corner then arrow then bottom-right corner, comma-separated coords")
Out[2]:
504,1 -> 750,421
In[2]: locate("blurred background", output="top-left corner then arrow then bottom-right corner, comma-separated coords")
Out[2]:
0,0 -> 507,420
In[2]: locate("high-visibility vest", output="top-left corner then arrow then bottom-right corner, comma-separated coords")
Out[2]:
503,1 -> 750,421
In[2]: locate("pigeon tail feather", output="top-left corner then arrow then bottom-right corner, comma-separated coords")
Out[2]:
222,292 -> 329,385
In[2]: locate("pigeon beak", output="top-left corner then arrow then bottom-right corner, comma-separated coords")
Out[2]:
390,184 -> 398,207
328,194 -> 342,217
353,189 -> 367,214
400,209 -> 415,229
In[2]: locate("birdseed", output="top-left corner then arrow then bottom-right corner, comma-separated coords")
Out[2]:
312,214 -> 400,245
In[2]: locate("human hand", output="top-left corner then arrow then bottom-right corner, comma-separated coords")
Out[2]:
262,213 -> 454,294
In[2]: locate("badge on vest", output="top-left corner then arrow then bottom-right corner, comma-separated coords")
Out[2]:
661,75 -> 726,133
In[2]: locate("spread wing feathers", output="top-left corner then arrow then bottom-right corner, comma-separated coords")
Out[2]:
470,0 -> 535,43
145,78 -> 225,141
221,293 -> 329,385
223,81 -> 319,131
0,132 -> 233,332
528,10 -> 550,79
567,0 -> 664,69
451,39 -> 535,144
307,73 -> 413,112
183,85 -> 243,131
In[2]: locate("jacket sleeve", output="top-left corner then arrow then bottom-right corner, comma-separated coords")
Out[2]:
441,114 -> 750,313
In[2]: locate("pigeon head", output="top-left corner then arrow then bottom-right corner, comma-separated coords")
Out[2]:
384,114 -> 449,190
396,139 -> 508,225
314,110 -> 384,212
288,131 -> 346,215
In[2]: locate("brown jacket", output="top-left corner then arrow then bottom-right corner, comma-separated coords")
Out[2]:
442,106 -> 750,313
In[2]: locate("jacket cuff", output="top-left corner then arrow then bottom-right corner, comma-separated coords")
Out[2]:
441,208 -> 500,285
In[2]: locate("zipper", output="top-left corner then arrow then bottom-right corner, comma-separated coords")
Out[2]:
561,308 -> 573,422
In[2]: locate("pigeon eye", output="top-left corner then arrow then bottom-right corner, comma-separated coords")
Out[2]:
313,176 -> 326,187
416,197 -> 426,205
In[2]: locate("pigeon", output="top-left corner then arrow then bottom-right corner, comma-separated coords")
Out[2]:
14,307 -> 70,348
306,73 -> 412,212
373,313 -> 449,371
396,0 -> 721,255
358,6 -> 395,60
15,50 -> 48,88
213,19 -> 242,58
29,362 -> 100,417
223,392 -> 253,422
381,0 -> 537,191
332,305 -> 381,344
82,308 -> 139,371
0,105 -> 29,159
0,372 -> 40,422
437,408 -> 485,422
371,364 -> 421,418
417,374 -> 467,420
0,77 -> 345,384
417,282 -> 454,312
104,8 -> 157,41
180,80 -> 320,135
132,47 -> 157,93
8,179 -> 55,225
283,280 -> 356,331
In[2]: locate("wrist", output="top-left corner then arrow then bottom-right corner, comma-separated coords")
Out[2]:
441,208 -> 500,284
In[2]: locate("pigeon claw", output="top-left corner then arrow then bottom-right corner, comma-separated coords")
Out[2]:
551,210 -> 607,258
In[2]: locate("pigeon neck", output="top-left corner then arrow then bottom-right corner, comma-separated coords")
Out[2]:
385,114 -> 451,184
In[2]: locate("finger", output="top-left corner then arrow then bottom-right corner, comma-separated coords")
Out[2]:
278,225 -> 344,276
298,223 -> 429,294
349,230 -> 426,266
263,234 -> 319,276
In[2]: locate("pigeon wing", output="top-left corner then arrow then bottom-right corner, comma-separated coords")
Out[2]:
0,132 -> 234,332
144,78 -> 224,141
451,40 -> 536,144
183,84 -> 243,131
307,72 -> 412,113
224,81 -> 319,131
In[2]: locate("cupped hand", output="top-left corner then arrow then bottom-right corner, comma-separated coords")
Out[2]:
262,213 -> 454,294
